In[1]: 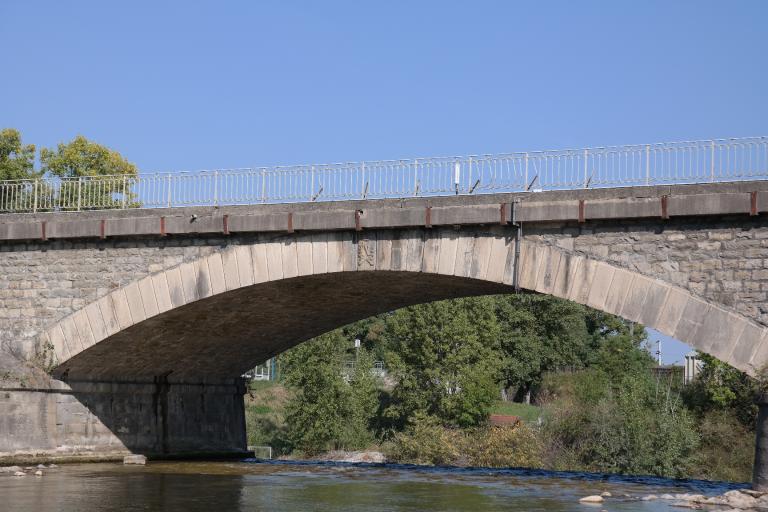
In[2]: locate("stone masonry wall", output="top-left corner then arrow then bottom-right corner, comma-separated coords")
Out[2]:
0,236 -> 233,368
2,216 -> 768,460
528,214 -> 768,327
3,216 -> 768,376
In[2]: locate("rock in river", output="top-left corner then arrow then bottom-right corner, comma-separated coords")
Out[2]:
123,455 -> 147,465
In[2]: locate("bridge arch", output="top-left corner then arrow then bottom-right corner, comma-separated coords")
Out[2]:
44,227 -> 768,381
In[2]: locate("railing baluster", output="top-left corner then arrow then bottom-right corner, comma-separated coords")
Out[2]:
0,137 -> 765,213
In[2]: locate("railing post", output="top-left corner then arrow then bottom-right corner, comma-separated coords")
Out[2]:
646,144 -> 651,186
467,157 -> 472,194
214,170 -> 219,206
260,169 -> 266,203
413,161 -> 419,196
524,153 -> 528,191
310,165 -> 315,201
166,173 -> 172,208
33,180 -> 38,213
583,149 -> 589,188
711,140 -> 716,182
77,176 -> 83,211
453,160 -> 461,195
122,175 -> 128,209
360,162 -> 366,199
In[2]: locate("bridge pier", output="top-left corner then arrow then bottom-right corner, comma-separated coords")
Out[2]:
754,396 -> 768,490
0,378 -> 249,462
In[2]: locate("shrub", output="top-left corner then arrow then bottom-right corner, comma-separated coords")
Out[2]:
385,413 -> 461,465
462,424 -> 543,468
692,410 -> 755,482
543,370 -> 699,478
386,414 -> 544,469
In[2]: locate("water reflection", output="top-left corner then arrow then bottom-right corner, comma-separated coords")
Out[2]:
0,460 -> 749,512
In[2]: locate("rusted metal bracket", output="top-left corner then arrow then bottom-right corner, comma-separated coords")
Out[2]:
578,199 -> 585,223
40,221 -> 47,241
159,217 -> 167,236
286,212 -> 294,233
222,214 -> 230,235
425,206 -> 432,228
751,192 -> 759,216
100,219 -> 106,239
660,195 -> 669,220
499,203 -> 508,225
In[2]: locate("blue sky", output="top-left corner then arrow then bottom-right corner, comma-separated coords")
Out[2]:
2,1 -> 766,363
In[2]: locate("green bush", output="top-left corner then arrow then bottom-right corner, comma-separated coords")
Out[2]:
543,370 -> 699,478
692,410 -> 755,482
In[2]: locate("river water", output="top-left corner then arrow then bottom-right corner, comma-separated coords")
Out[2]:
0,459 -> 747,511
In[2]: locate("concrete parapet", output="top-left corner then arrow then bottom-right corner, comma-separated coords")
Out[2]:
3,181 -> 768,243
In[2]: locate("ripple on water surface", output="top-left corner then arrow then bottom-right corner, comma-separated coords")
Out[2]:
0,460 -> 748,512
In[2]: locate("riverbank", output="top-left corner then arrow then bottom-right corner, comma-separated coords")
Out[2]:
246,367 -> 757,484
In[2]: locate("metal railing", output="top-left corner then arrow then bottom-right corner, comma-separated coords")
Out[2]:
1,136 -> 766,213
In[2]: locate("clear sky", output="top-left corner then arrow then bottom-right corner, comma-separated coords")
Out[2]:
2,1 -> 766,363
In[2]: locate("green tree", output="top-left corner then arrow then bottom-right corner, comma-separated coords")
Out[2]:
280,330 -> 379,455
342,315 -> 389,362
682,353 -> 758,427
40,135 -> 138,209
495,295 -> 590,402
585,311 -> 649,368
591,327 -> 653,386
0,128 -> 36,181
383,297 -> 501,429
0,129 -> 39,211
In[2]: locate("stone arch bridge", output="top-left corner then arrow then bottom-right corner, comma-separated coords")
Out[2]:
3,181 -> 768,483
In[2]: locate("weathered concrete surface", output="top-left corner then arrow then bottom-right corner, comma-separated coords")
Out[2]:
1,180 -> 768,242
0,379 -> 247,462
3,181 -> 768,463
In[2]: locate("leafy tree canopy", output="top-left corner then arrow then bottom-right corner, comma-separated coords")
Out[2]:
280,330 -> 379,455
495,294 -> 591,397
40,135 -> 137,178
682,352 -> 758,427
382,297 -> 501,428
0,128 -> 37,181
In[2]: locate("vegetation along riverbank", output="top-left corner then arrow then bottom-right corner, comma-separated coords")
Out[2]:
246,294 -> 760,483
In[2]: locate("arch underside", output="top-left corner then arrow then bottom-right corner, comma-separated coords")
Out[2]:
45,228 -> 768,381
54,272 -> 510,380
